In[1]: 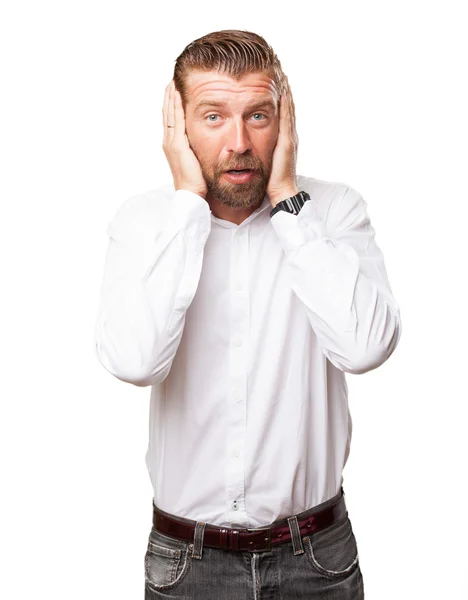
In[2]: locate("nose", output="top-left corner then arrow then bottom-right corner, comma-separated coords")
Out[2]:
225,118 -> 253,154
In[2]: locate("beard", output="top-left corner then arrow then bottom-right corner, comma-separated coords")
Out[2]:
197,153 -> 272,210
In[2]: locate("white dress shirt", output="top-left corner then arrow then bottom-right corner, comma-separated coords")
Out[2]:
93,174 -> 402,528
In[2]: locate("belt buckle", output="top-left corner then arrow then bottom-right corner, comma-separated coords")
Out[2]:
246,526 -> 272,551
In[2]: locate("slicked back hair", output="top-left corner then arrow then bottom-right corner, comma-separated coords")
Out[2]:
173,30 -> 286,109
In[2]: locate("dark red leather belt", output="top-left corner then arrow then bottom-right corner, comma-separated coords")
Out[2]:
152,491 -> 347,552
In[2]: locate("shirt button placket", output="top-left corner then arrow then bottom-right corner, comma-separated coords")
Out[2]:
226,226 -> 249,523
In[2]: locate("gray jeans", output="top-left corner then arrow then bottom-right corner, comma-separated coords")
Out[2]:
144,487 -> 365,599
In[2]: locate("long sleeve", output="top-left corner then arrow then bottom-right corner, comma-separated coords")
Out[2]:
269,185 -> 402,374
93,188 -> 211,387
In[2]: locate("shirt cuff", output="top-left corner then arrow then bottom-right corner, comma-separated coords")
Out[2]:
171,189 -> 211,238
270,197 -> 326,254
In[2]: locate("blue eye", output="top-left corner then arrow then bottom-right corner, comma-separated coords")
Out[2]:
205,113 -> 267,123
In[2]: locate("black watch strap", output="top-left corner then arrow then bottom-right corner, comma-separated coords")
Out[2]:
269,190 -> 311,218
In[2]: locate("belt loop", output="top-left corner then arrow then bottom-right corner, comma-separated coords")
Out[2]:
231,530 -> 239,551
220,528 -> 228,549
191,522 -> 206,559
287,515 -> 304,555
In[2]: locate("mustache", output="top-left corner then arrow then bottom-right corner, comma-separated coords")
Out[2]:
220,162 -> 262,171
225,165 -> 255,170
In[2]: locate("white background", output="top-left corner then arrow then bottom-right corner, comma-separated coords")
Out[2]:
1,1 -> 467,598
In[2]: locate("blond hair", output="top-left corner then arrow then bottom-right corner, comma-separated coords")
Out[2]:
173,30 -> 285,108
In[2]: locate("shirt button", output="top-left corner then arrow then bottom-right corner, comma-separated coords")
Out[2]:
233,448 -> 240,457
232,500 -> 239,511
233,339 -> 243,347
234,396 -> 242,403
236,283 -> 243,291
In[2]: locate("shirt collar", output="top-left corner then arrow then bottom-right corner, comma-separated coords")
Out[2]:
211,193 -> 271,229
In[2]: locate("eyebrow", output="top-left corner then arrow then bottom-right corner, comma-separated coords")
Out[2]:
194,99 -> 277,114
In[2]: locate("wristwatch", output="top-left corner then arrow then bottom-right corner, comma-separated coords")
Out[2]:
269,190 -> 311,218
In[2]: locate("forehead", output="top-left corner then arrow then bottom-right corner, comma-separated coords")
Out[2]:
185,69 -> 279,109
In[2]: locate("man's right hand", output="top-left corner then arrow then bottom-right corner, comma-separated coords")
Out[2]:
162,80 -> 208,200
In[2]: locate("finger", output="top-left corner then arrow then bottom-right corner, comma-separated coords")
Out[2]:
162,81 -> 171,135
285,80 -> 297,142
166,81 -> 175,140
174,87 -> 185,142
288,84 -> 295,123
290,92 -> 296,139
284,79 -> 293,124
284,90 -> 293,142
278,86 -> 288,137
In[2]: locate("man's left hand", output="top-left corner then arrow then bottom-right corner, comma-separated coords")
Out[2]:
266,76 -> 299,207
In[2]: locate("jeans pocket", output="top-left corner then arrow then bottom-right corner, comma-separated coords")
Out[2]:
144,527 -> 191,591
303,514 -> 360,579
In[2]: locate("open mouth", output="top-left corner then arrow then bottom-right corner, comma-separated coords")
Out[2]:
223,169 -> 257,184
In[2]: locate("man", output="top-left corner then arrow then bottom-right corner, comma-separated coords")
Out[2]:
93,29 -> 401,599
